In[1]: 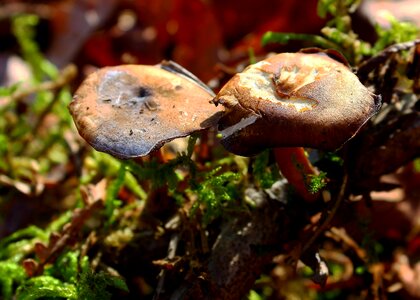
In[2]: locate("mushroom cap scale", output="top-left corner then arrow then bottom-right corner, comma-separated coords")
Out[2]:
69,64 -> 222,159
213,52 -> 381,156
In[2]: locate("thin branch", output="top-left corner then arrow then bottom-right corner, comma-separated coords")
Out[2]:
302,173 -> 349,255
357,40 -> 420,79
154,233 -> 180,300
8,64 -> 77,103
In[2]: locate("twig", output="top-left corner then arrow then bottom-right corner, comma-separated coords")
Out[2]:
357,40 -> 420,79
352,112 -> 420,187
13,65 -> 77,156
302,173 -> 349,255
154,233 -> 180,300
8,64 -> 77,103
326,226 -> 367,261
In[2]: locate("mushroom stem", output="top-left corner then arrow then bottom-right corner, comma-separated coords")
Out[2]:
273,147 -> 319,202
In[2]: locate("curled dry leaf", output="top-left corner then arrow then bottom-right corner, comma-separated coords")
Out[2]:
22,258 -> 38,277
213,50 -> 381,156
352,112 -> 420,181
69,61 -> 223,159
26,200 -> 104,276
393,252 -> 420,297
0,174 -> 32,195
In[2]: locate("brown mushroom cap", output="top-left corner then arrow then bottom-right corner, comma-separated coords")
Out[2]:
213,51 -> 381,156
69,62 -> 222,159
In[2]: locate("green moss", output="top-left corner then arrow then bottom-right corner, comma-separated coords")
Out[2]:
248,289 -> 264,300
308,171 -> 327,194
252,150 -> 280,189
414,158 -> 420,172
105,162 -> 127,226
76,268 -> 128,300
191,167 -> 241,224
372,13 -> 419,54
15,276 -> 77,300
12,15 -> 58,81
0,261 -> 27,300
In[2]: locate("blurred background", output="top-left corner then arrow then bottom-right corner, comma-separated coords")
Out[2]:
2,0 -> 417,87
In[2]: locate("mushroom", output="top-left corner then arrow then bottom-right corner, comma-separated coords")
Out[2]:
69,61 -> 223,159
212,49 -> 381,201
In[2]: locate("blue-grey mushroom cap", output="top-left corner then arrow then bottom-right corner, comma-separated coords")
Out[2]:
69,64 -> 222,159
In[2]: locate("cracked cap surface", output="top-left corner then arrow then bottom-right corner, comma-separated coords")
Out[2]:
213,50 -> 381,156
